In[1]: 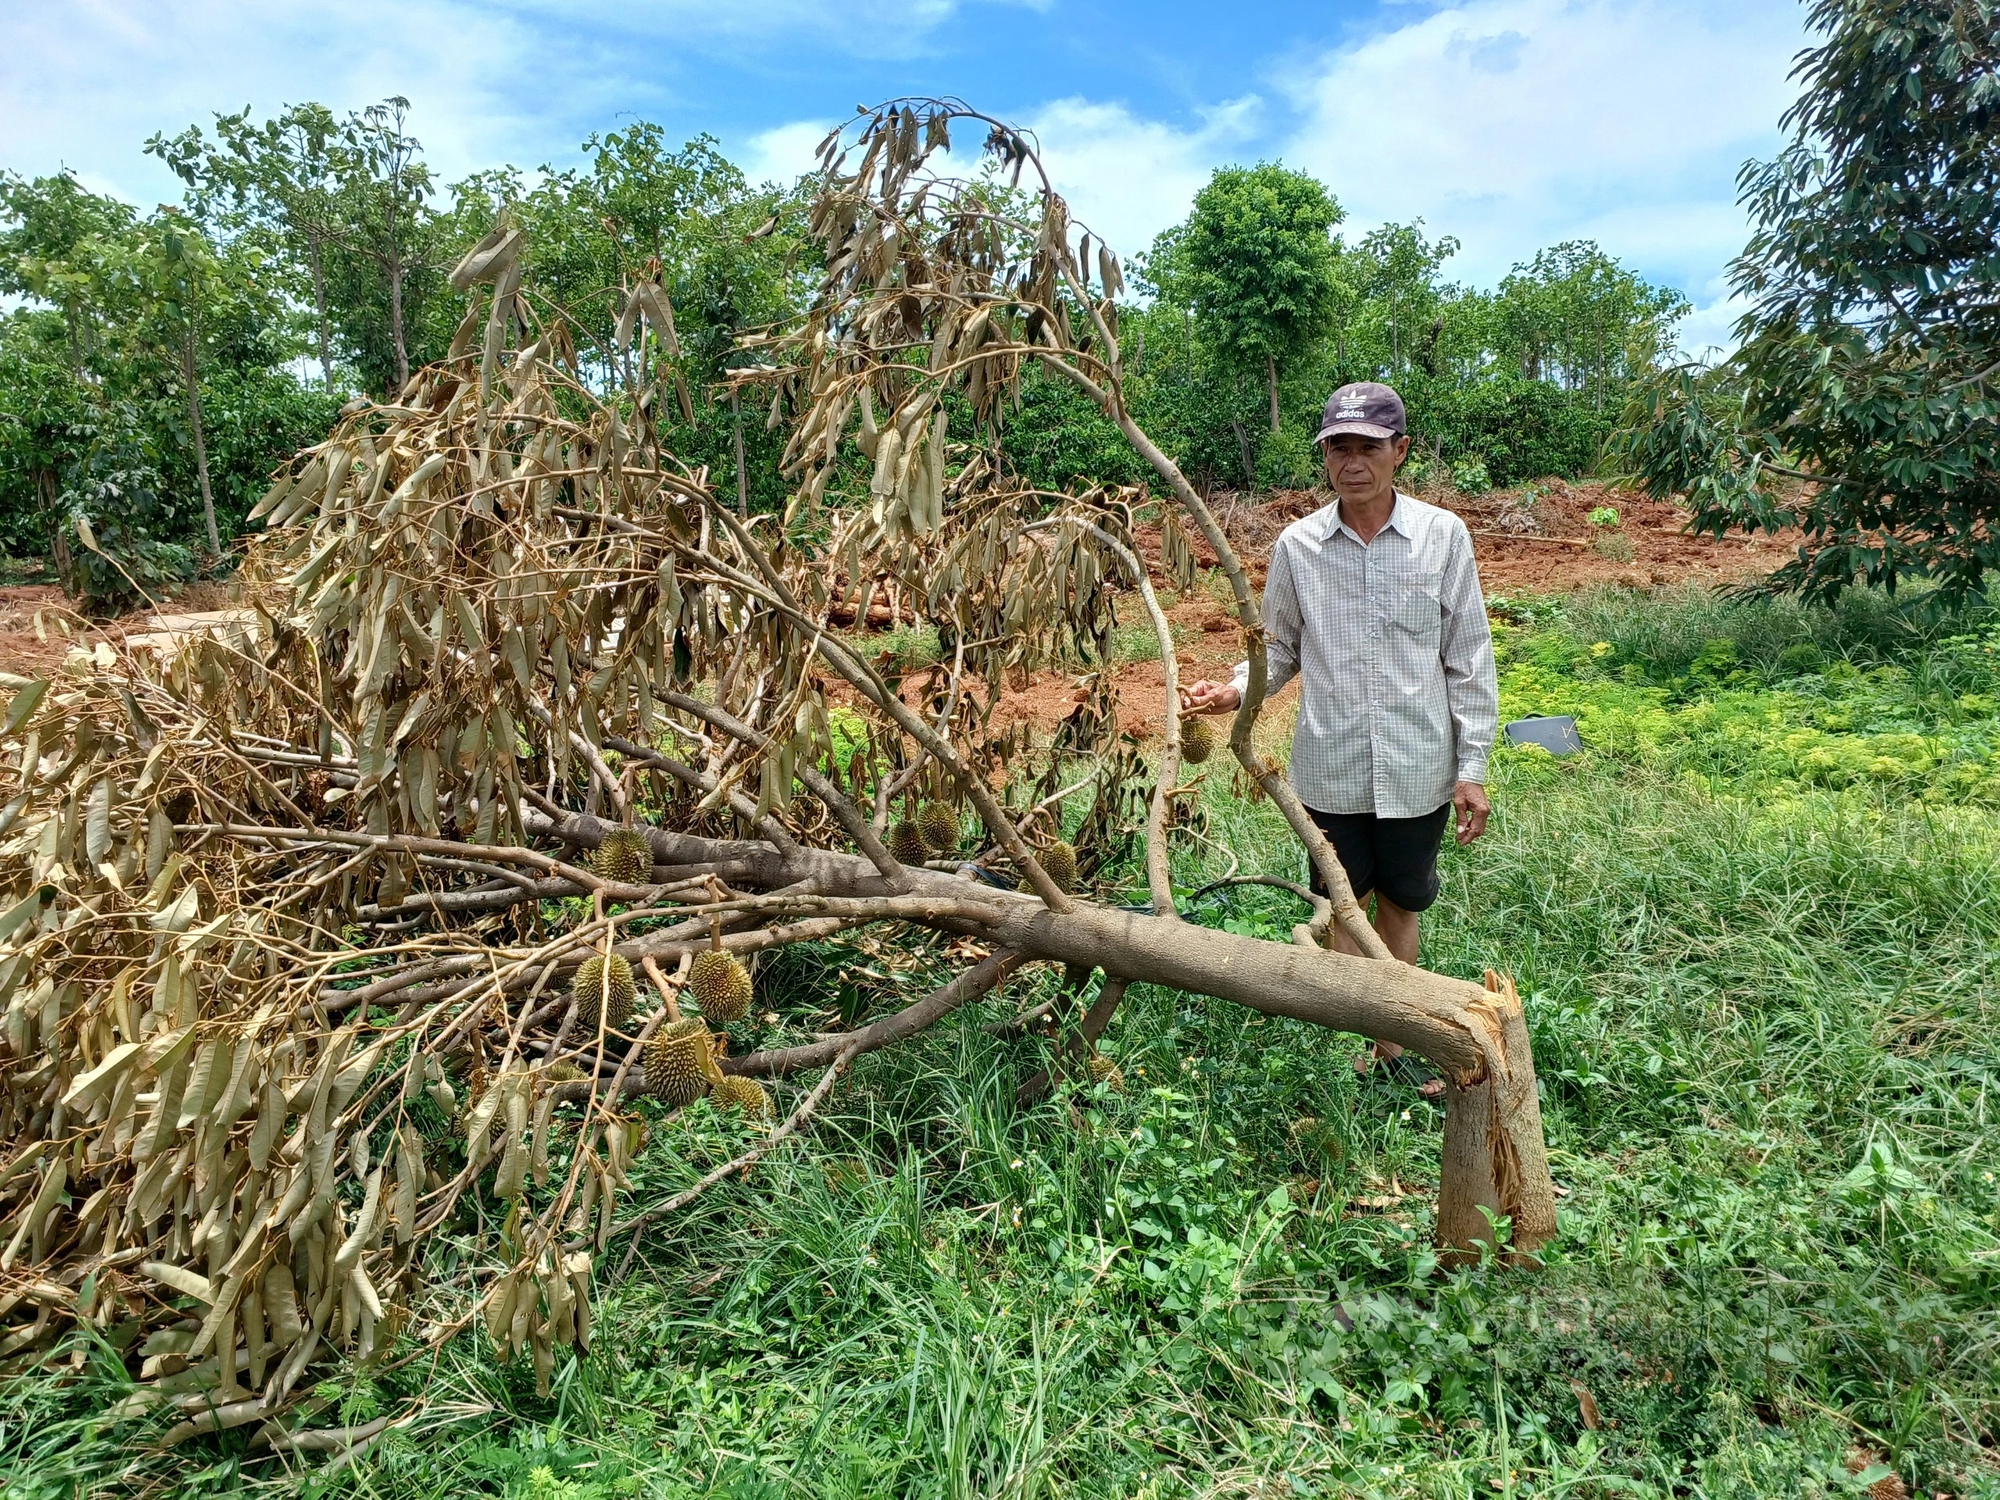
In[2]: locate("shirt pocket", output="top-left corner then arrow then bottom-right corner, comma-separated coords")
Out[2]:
1386,566 -> 1445,647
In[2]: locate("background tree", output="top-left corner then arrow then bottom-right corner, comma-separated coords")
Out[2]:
0,171 -> 136,375
1153,165 -> 1342,436
0,317 -> 93,577
0,173 -> 334,601
97,213 -> 234,553
1495,241 -> 1688,408
327,97 -> 438,395
149,104 -> 347,386
1348,220 -> 1460,384
1614,0 -> 2000,602
444,123 -> 804,511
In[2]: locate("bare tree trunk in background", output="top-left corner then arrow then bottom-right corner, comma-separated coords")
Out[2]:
731,386 -> 749,518
387,247 -> 409,394
185,324 -> 220,556
39,467 -> 75,595
1231,417 -> 1256,486
308,234 -> 334,385
1416,316 -> 1445,378
1266,352 -> 1281,434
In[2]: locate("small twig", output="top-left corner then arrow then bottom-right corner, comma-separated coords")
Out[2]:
611,1037 -> 863,1279
726,950 -> 1021,1076
1017,975 -> 1130,1104
640,953 -> 684,1023
1471,530 -> 1595,549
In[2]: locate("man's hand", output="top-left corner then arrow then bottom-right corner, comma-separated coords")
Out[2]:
1181,681 -> 1242,715
1452,781 -> 1490,845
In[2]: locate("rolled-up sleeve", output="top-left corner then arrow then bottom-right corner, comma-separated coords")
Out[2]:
1439,523 -> 1497,784
1230,539 -> 1301,700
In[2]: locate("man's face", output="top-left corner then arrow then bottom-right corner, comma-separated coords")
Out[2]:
1323,432 -> 1410,504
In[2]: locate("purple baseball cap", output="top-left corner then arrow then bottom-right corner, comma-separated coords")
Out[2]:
1316,381 -> 1407,442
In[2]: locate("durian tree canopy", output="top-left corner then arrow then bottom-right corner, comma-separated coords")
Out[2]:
1612,0 -> 2000,604
0,100 -> 1556,1439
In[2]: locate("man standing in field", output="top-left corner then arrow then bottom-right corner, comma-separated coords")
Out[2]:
1182,381 -> 1497,1090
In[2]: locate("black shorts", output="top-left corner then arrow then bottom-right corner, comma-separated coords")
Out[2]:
1304,802 -> 1451,913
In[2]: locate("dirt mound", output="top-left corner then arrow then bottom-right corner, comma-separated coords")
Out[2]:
0,580 -> 237,679
1241,477 -> 1788,596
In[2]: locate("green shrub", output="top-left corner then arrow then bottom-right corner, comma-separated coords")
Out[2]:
1406,372 -> 1616,485
1450,456 -> 1492,494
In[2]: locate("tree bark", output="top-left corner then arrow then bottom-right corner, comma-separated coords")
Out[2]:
387,248 -> 409,395
1266,352 -> 1281,434
730,386 -> 749,518
185,323 -> 221,556
1435,973 -> 1557,1264
38,467 -> 75,595
308,234 -> 334,385
534,809 -> 1559,1262
1231,416 -> 1256,486
382,138 -> 411,395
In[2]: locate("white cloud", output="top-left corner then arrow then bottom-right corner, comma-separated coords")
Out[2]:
736,120 -> 837,189
1277,0 -> 1807,288
507,0 -> 975,58
1675,291 -> 1753,361
1022,95 -> 1262,262
0,0 -> 601,204
0,0 -> 986,208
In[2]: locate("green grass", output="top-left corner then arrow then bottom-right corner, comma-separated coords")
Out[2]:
6,586 -> 1999,1498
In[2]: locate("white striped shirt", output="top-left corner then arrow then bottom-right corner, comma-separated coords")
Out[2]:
1231,491 -> 1496,819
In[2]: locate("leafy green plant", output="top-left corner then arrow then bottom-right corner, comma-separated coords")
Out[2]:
1451,456 -> 1492,494
1611,0 -> 2000,603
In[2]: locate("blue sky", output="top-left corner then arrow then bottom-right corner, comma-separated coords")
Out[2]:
4,0 -> 1810,352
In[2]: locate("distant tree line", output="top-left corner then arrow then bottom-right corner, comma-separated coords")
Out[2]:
1004,165 -> 1689,501
0,98 -> 1686,607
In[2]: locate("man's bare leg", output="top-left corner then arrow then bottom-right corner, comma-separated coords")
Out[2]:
1371,892 -> 1420,963
1339,894 -> 1444,1097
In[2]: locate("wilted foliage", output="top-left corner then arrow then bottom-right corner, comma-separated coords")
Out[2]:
0,105 -> 1552,1447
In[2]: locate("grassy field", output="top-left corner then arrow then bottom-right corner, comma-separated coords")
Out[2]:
5,585 -> 1998,1498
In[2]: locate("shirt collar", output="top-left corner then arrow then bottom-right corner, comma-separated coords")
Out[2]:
1326,490 -> 1413,543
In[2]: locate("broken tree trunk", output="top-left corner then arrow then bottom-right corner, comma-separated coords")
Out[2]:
537,811 -> 1559,1263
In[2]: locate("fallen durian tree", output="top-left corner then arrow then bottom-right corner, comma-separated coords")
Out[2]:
0,100 -> 1553,1443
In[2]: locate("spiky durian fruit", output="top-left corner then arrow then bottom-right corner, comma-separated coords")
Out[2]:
710,1073 -> 773,1121
573,953 -> 636,1031
887,820 -> 927,866
916,801 -> 959,855
1040,840 -> 1078,893
594,828 -> 654,885
689,949 -> 753,1025
644,1017 -> 713,1107
1179,717 -> 1215,765
1087,1054 -> 1125,1092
